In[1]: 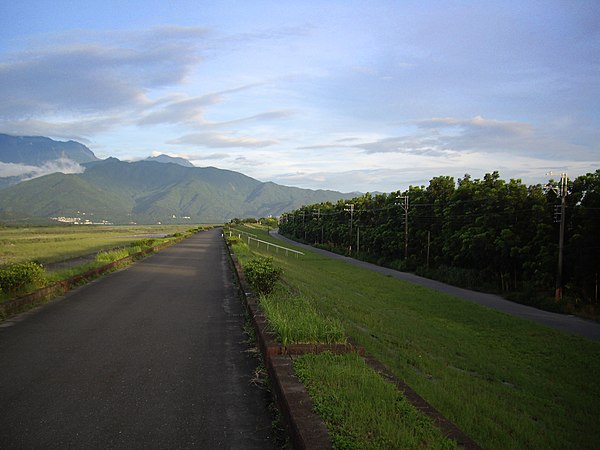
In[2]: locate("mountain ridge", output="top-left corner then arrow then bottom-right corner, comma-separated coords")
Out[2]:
0,152 -> 350,224
0,133 -> 98,165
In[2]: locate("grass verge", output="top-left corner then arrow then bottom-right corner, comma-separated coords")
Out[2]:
230,224 -> 600,450
228,234 -> 346,345
294,352 -> 456,449
228,226 -> 457,448
259,289 -> 346,345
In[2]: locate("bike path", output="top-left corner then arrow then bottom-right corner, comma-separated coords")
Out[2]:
0,228 -> 277,448
271,231 -> 600,342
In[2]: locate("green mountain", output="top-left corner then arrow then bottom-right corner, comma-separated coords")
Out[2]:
0,134 -> 98,165
0,158 -> 349,224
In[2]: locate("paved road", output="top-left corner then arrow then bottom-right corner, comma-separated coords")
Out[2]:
0,228 -> 277,448
271,231 -> 600,342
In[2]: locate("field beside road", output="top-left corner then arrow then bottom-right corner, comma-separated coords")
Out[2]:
0,224 -> 198,266
230,224 -> 600,450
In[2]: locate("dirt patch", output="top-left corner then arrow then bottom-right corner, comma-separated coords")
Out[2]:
44,254 -> 97,272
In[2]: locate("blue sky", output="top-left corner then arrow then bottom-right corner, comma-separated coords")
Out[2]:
0,0 -> 598,192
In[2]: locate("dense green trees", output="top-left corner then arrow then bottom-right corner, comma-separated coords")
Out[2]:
278,170 -> 600,313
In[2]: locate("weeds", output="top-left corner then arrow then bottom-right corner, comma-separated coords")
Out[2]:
96,248 -> 130,263
259,291 -> 346,345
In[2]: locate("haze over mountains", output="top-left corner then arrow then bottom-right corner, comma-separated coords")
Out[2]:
0,134 -> 350,224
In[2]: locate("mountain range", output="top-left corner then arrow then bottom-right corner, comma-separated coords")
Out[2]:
0,134 -> 350,224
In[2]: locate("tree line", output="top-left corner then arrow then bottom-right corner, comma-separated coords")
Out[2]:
278,170 -> 600,314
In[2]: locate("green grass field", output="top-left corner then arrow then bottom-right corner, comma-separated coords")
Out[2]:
231,224 -> 600,450
0,224 -> 197,266
294,352 -> 456,449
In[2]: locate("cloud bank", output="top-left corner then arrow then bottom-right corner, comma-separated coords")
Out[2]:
0,159 -> 85,180
0,27 -> 206,118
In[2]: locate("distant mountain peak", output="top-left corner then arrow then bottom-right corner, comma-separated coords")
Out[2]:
145,154 -> 194,168
0,133 -> 98,165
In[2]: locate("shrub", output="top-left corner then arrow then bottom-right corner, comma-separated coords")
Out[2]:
227,236 -> 242,245
0,261 -> 46,293
242,257 -> 282,295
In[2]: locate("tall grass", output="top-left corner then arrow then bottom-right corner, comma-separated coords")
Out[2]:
96,248 -> 130,263
259,291 -> 346,345
232,224 -> 600,450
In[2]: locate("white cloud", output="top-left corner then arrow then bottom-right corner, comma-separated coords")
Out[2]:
0,158 -> 85,180
189,152 -> 230,161
138,89 -> 292,128
0,117 -> 122,143
414,115 -> 596,159
353,136 -> 452,156
270,150 -> 600,194
138,93 -> 220,126
417,116 -> 533,137
298,116 -> 595,162
168,132 -> 278,148
0,162 -> 38,178
0,26 -> 206,119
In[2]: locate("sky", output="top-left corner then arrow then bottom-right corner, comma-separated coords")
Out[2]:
0,0 -> 599,193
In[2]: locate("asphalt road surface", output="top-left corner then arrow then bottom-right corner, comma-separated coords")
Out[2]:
0,228 -> 277,449
271,231 -> 600,342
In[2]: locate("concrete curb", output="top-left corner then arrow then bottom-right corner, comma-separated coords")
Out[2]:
225,247 -> 335,450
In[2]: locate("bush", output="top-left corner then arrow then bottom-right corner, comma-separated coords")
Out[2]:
227,236 -> 242,245
0,261 -> 46,293
242,257 -> 282,295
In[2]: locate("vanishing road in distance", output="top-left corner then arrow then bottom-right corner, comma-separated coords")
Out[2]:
0,228 -> 277,448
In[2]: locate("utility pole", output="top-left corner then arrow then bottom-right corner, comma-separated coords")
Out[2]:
344,203 -> 355,255
546,172 -> 568,301
302,210 -> 307,241
426,230 -> 431,271
396,196 -> 409,260
313,208 -> 321,244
